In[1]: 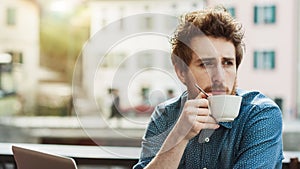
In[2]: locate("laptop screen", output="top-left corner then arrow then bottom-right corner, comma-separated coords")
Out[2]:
12,145 -> 78,169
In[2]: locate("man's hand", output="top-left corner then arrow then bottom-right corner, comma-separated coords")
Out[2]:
144,93 -> 220,169
173,93 -> 219,141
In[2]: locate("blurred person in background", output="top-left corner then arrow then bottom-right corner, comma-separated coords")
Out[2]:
167,89 -> 175,99
108,88 -> 122,120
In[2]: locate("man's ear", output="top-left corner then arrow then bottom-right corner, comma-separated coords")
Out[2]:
174,64 -> 187,85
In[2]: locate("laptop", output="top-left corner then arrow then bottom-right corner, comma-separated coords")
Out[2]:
12,145 -> 78,169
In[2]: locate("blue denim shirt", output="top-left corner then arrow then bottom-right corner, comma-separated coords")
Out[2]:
133,89 -> 283,169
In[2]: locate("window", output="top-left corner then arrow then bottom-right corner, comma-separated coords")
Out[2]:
192,2 -> 198,8
254,5 -> 276,24
253,50 -> 275,70
227,7 -> 236,18
0,53 -> 14,96
6,7 -> 17,26
102,52 -> 126,68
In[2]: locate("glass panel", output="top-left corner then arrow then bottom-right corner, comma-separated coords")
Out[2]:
254,6 -> 264,24
264,5 -> 276,24
254,5 -> 276,24
254,50 -> 275,70
271,5 -> 276,23
270,51 -> 275,69
254,51 -> 258,69
264,51 -> 271,69
258,51 -> 264,69
254,6 -> 258,23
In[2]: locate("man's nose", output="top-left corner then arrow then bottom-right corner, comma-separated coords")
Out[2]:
210,64 -> 225,83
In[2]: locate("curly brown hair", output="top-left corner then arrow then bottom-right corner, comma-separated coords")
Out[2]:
170,6 -> 245,71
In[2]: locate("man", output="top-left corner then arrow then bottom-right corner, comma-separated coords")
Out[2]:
133,6 -> 283,169
109,88 -> 122,119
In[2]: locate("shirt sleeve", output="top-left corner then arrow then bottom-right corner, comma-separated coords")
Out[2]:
233,105 -> 284,169
133,105 -> 173,169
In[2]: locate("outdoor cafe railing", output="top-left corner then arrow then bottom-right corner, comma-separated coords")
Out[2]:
0,143 -> 299,169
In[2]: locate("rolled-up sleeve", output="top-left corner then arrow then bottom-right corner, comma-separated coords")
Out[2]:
133,105 -> 173,169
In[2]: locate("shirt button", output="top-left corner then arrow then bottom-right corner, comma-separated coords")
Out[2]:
204,137 -> 210,143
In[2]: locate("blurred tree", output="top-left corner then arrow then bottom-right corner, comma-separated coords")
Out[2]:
40,5 -> 90,83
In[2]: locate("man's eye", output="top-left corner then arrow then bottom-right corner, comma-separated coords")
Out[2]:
224,61 -> 234,66
200,62 -> 213,67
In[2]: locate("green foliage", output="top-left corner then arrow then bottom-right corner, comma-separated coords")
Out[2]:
40,7 -> 90,82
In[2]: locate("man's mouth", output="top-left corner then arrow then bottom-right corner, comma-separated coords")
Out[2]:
203,85 -> 230,95
211,90 -> 227,95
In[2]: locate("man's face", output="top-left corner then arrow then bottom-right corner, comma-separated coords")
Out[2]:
176,36 -> 237,99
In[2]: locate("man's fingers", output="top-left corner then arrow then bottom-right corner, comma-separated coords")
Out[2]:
195,92 -> 208,99
201,122 -> 220,129
186,98 -> 209,108
195,116 -> 220,130
195,115 -> 217,124
187,107 -> 209,116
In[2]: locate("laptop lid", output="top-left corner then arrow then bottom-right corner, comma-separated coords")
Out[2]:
12,145 -> 78,169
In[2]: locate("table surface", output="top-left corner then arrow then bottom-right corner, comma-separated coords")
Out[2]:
0,143 -> 141,167
0,143 -> 299,165
1,142 -> 141,158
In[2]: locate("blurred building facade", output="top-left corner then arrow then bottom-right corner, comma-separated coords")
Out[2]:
82,0 -> 204,115
82,0 -> 299,119
0,0 -> 40,114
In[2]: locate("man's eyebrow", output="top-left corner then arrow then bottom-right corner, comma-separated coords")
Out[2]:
195,57 -> 216,62
194,56 -> 234,63
222,57 -> 235,61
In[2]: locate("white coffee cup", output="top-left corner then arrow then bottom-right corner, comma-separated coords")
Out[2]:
208,95 -> 242,122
